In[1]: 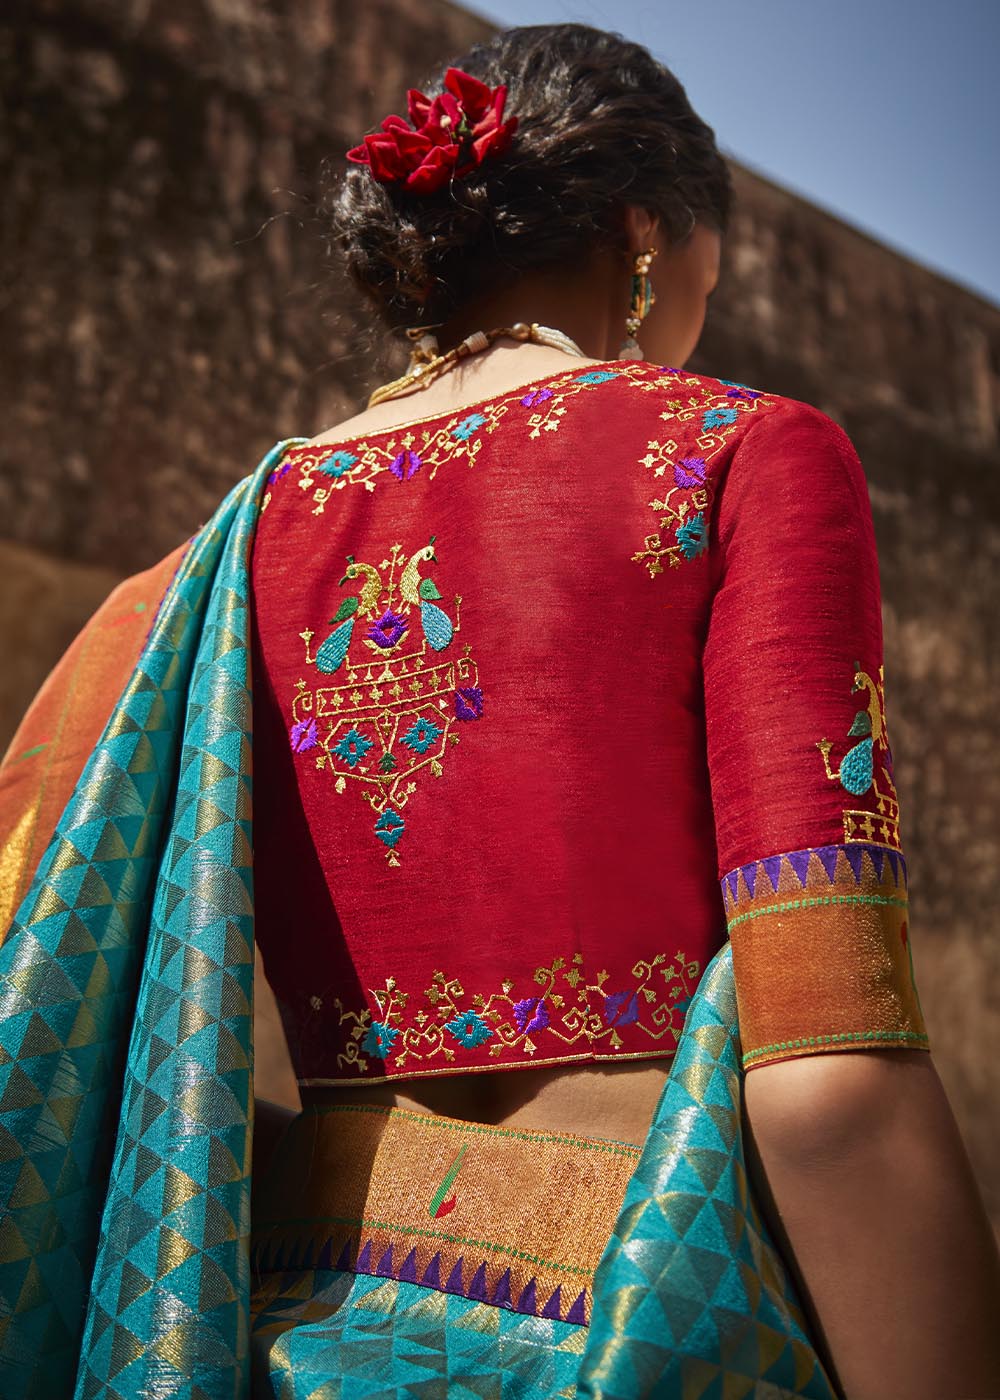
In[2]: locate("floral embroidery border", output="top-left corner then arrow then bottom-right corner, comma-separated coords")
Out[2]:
630,376 -> 775,577
263,365 -> 638,511
287,946 -> 702,1080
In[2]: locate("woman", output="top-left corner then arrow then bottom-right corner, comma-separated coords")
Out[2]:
1,22 -> 998,1400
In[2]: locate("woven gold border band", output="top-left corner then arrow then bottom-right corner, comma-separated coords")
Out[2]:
725,845 -> 929,1069
251,1103 -> 641,1325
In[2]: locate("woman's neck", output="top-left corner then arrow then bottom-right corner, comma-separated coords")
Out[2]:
304,254 -> 627,449
435,258 -> 623,362
306,340 -> 608,449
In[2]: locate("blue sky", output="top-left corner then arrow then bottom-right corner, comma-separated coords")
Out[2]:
466,0 -> 1000,306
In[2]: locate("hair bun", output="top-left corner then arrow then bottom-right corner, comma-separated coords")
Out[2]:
323,24 -> 731,333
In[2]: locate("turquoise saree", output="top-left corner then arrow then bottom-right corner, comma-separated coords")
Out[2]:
0,442 -> 838,1399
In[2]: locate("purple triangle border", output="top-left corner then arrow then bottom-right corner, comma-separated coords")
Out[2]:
268,1231 -> 585,1323
722,840 -> 908,913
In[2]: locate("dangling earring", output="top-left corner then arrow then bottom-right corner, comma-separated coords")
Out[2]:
618,247 -> 658,360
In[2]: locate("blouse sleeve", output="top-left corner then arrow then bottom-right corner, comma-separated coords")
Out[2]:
704,399 -> 931,1070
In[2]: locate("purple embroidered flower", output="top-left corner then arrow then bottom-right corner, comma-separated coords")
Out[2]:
675,511 -> 707,559
520,387 -> 553,407
318,449 -> 359,478
268,459 -> 293,485
332,727 -> 373,768
400,716 -> 443,754
725,387 -> 761,401
444,1010 -> 493,1049
659,366 -> 681,374
702,406 -> 738,431
389,448 -> 422,480
374,808 -> 404,848
574,370 -> 619,385
452,413 -> 487,441
513,997 -> 550,1035
719,378 -> 762,398
362,1020 -> 399,1059
603,990 -> 640,1027
289,717 -> 319,753
673,456 -> 707,489
367,609 -> 408,648
455,686 -> 484,720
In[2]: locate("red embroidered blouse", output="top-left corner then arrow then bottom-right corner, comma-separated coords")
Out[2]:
250,360 -> 929,1086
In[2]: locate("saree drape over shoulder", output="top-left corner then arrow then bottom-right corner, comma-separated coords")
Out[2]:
0,363 -> 929,1399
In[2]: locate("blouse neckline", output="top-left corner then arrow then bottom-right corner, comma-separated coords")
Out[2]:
286,357 -> 632,453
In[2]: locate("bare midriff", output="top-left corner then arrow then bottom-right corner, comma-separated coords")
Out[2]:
299,1058 -> 674,1148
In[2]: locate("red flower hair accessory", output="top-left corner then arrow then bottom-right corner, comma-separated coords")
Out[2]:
346,67 -> 519,195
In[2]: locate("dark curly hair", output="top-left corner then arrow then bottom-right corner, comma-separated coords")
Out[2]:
322,23 -> 732,335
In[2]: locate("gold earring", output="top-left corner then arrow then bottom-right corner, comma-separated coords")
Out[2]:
618,247 -> 658,360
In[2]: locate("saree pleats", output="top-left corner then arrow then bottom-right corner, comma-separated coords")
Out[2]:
0,436 -> 838,1399
252,1271 -> 586,1399
576,946 -> 837,1400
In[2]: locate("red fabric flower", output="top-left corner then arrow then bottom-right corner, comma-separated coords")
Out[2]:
346,67 -> 518,194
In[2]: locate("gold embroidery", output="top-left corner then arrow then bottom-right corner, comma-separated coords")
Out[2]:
290,537 -> 482,865
271,364 -> 693,505
817,663 -> 900,850
324,948 -> 701,1075
630,376 -> 774,578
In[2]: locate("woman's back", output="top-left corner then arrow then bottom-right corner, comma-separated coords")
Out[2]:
250,353 -> 925,1145
4,21 -> 998,1399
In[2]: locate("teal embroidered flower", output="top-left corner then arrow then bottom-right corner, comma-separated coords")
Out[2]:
374,808 -> 404,848
318,449 -> 359,477
362,1020 -> 399,1058
332,727 -> 373,767
675,511 -> 708,559
452,413 -> 487,441
574,370 -> 619,384
702,406 -> 738,431
444,1010 -> 493,1048
400,716 -> 443,754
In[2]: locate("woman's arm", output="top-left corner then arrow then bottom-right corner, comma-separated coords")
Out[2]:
744,1048 -> 1000,1399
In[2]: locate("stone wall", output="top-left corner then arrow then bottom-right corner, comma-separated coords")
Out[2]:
3,0 -> 999,1227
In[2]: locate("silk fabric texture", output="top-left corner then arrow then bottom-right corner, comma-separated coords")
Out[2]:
0,442 -> 838,1398
250,365 -> 927,1090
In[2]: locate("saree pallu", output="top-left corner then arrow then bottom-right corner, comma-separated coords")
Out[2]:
0,442 -> 838,1399
249,1104 -> 641,1397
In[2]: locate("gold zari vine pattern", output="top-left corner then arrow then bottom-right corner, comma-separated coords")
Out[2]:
262,365 -> 774,585
294,947 -> 703,1083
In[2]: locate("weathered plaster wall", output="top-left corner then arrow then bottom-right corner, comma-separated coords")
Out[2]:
2,0 -> 999,1226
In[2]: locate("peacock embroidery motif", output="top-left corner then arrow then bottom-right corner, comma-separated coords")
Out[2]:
816,662 -> 900,850
289,536 -> 483,864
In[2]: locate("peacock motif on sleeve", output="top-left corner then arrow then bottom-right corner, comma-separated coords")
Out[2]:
817,662 -> 900,849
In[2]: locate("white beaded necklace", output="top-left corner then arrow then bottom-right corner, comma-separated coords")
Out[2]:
367,321 -> 588,408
